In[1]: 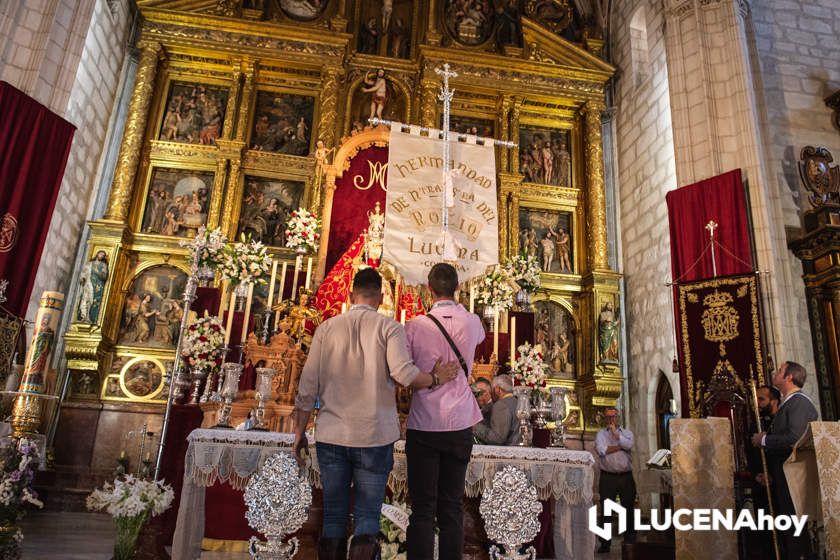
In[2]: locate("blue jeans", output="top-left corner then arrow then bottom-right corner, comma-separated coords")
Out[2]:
316,441 -> 394,538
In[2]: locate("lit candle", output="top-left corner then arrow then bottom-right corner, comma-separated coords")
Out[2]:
304,257 -> 313,291
493,308 -> 499,360
469,284 -> 475,314
217,280 -> 228,321
119,450 -> 126,459
266,260 -> 278,308
241,283 -> 255,344
291,255 -> 302,301
510,316 -> 517,369
400,309 -> 406,325
224,290 -> 236,347
341,302 -> 347,314
278,261 -> 288,301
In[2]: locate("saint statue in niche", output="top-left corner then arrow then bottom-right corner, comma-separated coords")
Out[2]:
362,69 -> 389,121
445,0 -> 495,45
77,250 -> 109,323
598,301 -> 620,364
277,0 -> 327,21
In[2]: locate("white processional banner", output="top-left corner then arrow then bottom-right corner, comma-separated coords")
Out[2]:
383,127 -> 499,286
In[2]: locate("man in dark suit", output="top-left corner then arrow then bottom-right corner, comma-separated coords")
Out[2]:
751,361 -> 819,560
473,374 -> 521,446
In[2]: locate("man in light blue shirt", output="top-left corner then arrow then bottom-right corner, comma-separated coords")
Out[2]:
594,407 -> 636,554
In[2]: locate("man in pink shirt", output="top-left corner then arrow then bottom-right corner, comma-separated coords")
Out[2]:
404,263 -> 486,559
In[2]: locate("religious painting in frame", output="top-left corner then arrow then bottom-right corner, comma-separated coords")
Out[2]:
101,354 -> 171,402
518,208 -> 573,274
236,175 -> 306,247
533,299 -> 576,379
140,167 -> 214,238
273,0 -> 330,22
447,115 -> 495,138
157,81 -> 229,145
356,0 -> 413,58
249,90 -> 316,156
117,265 -> 189,350
518,126 -> 571,187
442,0 -> 496,46
347,69 -> 408,134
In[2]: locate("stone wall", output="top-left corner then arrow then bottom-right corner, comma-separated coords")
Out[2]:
609,0 -> 680,498
1,0 -> 132,327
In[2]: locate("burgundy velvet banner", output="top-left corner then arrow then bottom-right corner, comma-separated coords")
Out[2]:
0,82 -> 75,316
675,274 -> 766,418
665,168 -> 753,282
325,146 -> 388,274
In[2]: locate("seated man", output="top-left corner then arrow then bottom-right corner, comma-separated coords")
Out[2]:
473,374 -> 521,446
472,377 -> 493,422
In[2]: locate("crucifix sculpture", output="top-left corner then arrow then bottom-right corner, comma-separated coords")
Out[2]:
706,220 -> 718,277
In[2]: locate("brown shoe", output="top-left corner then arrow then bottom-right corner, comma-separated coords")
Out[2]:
348,534 -> 380,560
318,536 -> 348,560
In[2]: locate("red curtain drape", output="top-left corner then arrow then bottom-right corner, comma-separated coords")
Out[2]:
0,82 -> 76,316
665,168 -> 753,282
325,146 -> 388,274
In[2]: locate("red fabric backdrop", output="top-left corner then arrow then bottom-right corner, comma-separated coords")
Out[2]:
665,169 -> 753,281
0,82 -> 76,316
325,146 -> 388,274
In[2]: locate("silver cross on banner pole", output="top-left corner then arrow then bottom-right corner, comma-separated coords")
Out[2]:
436,63 -> 458,259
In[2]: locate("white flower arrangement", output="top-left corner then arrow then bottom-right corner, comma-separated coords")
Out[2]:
86,475 -> 174,519
512,342 -> 549,394
179,226 -> 228,270
284,208 -> 321,253
474,268 -> 516,312
181,315 -> 226,371
219,234 -> 272,286
504,254 -> 541,293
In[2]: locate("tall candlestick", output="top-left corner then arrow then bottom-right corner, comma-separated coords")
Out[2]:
510,317 -> 517,369
217,281 -> 228,321
266,260 -> 278,308
400,309 -> 406,325
469,284 -> 475,314
241,283 -> 254,344
304,257 -> 313,290
278,262 -> 288,301
291,255 -> 302,301
493,308 -> 499,360
224,290 -> 236,347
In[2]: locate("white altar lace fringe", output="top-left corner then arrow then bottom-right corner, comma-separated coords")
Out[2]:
173,428 -> 596,560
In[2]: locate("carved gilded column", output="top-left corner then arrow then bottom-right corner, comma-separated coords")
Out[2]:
510,190 -> 520,255
509,97 -> 522,173
104,40 -> 163,222
207,158 -> 228,229
221,159 -> 243,235
496,95 -> 511,172
419,78 -> 438,129
425,0 -> 442,45
583,100 -> 609,271
222,65 -> 243,140
317,66 -> 342,150
234,61 -> 256,142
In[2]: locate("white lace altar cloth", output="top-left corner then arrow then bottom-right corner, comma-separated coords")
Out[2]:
172,428 -> 596,560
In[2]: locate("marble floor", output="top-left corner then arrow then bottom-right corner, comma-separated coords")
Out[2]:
19,511 -> 624,559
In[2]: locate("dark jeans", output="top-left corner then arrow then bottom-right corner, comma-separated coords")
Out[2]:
316,441 -> 394,538
405,428 -> 473,560
598,471 -> 636,547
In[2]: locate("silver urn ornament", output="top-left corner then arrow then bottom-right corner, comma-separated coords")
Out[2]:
245,452 -> 312,559
479,465 -> 542,559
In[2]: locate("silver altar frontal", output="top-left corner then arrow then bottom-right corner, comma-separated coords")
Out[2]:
172,428 -> 596,560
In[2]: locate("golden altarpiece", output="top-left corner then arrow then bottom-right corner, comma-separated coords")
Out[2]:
57,0 -> 622,477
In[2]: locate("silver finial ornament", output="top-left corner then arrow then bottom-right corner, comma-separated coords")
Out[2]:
245,452 -> 312,559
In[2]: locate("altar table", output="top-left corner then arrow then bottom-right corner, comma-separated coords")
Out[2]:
172,428 -> 596,560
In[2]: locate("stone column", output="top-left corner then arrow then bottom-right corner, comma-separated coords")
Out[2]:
583,100 -> 609,271
103,40 -> 163,222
